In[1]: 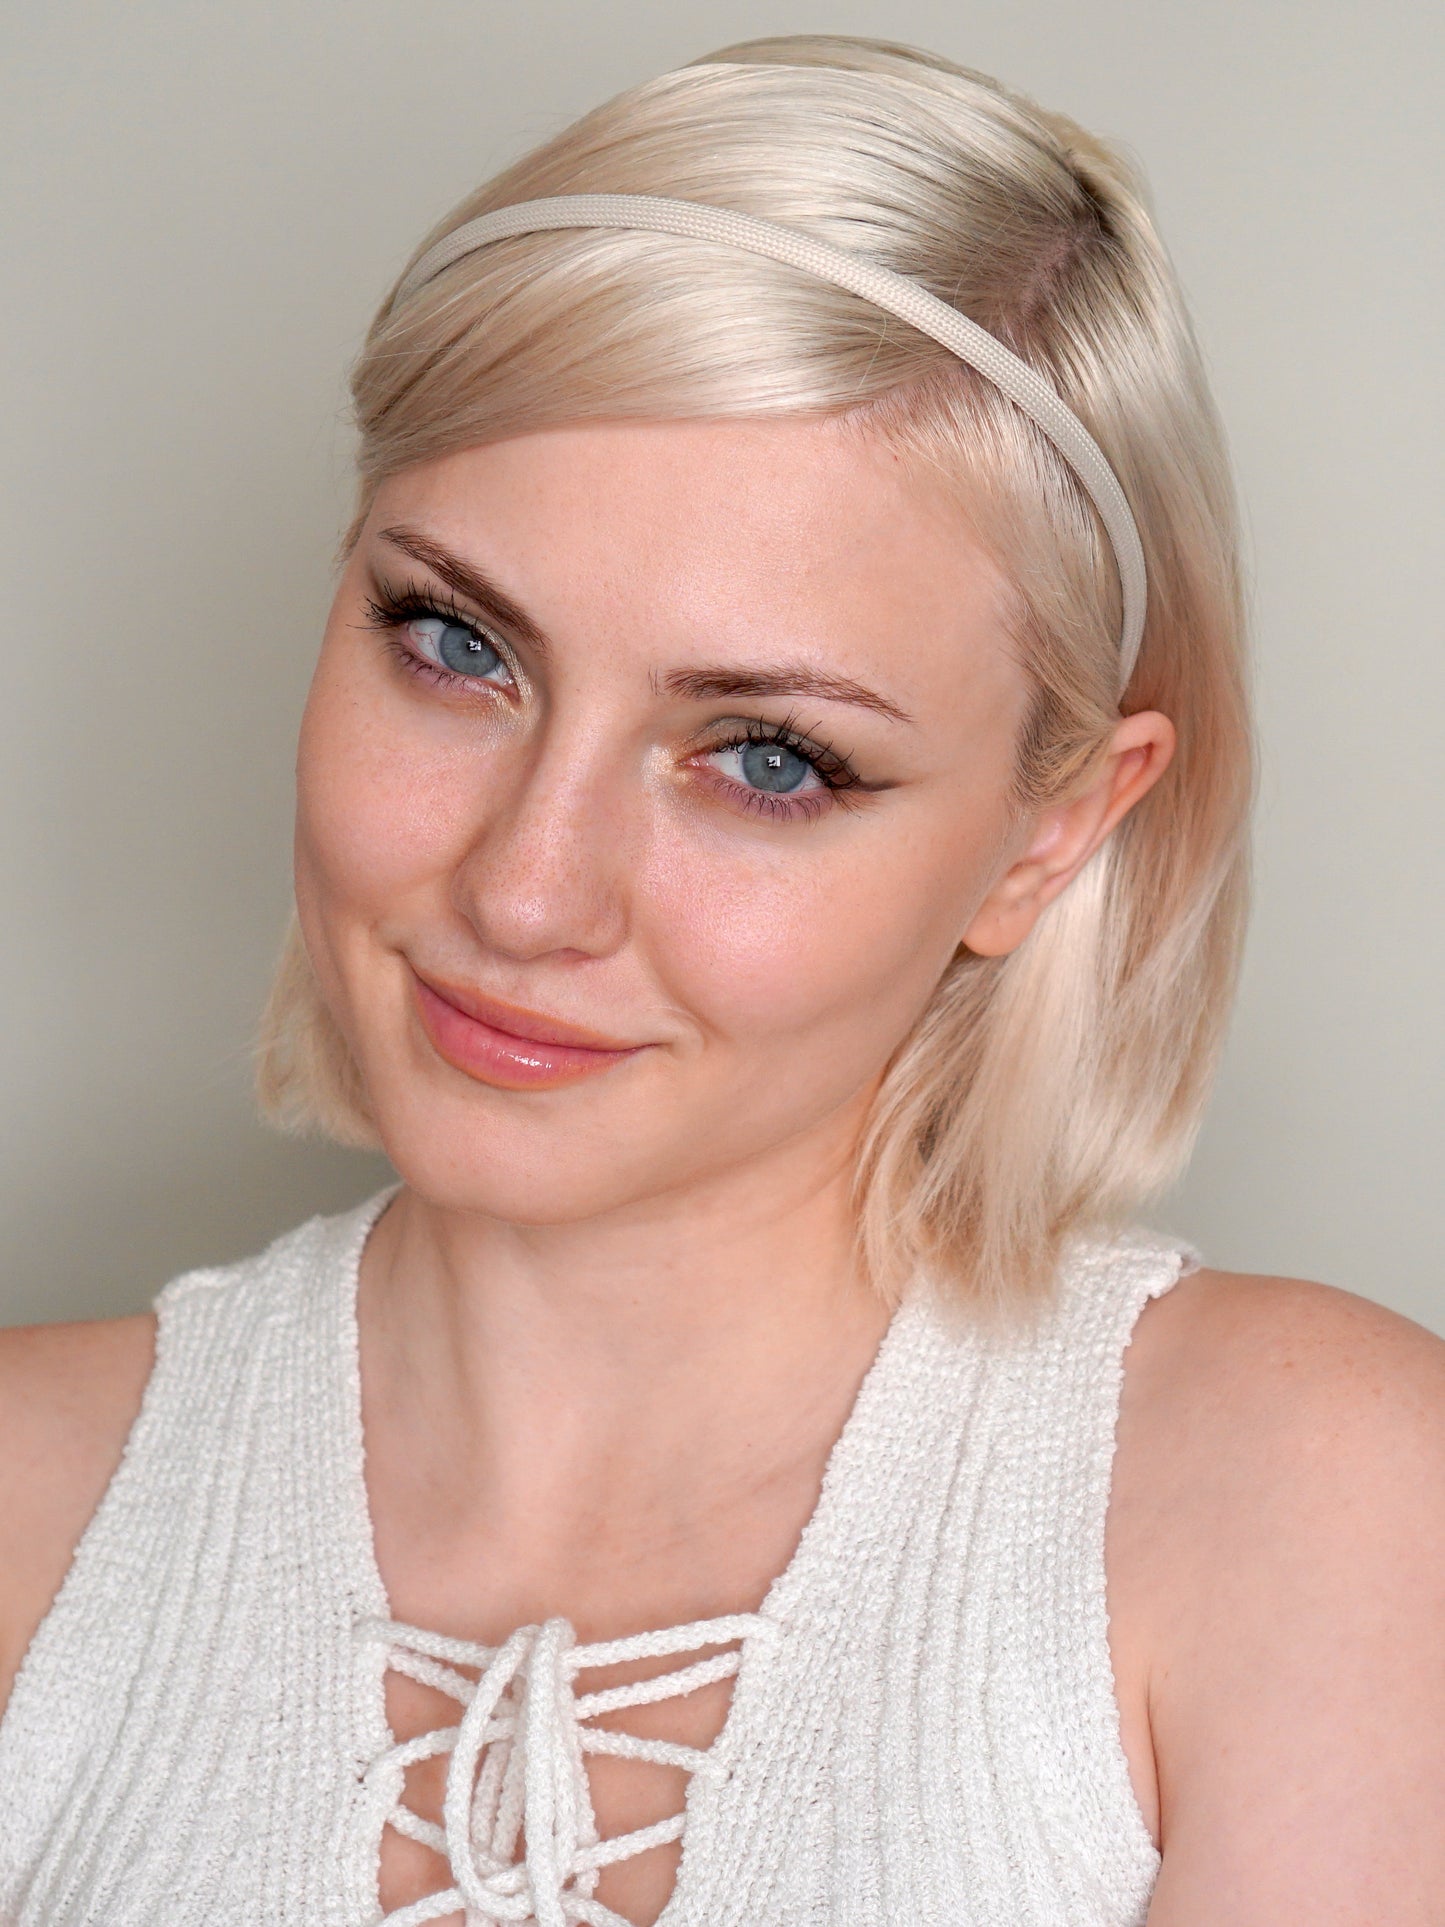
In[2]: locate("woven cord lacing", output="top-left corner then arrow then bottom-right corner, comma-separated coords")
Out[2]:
357,1610 -> 776,1927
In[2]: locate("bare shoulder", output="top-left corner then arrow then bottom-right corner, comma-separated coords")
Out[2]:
1121,1259 -> 1445,1466
0,1312 -> 157,1717
1118,1263 -> 1445,1548
1114,1260 -> 1445,1628
1111,1266 -> 1445,1921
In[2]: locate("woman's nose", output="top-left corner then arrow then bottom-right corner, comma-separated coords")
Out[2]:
448,729 -> 632,964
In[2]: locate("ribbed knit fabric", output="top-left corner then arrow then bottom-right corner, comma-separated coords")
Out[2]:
0,1190 -> 1201,1926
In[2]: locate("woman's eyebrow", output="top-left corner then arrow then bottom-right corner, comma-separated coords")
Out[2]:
375,525 -> 911,724
375,525 -> 551,656
661,665 -> 914,727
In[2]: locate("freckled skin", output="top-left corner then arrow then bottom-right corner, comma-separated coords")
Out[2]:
297,417 -> 1150,1224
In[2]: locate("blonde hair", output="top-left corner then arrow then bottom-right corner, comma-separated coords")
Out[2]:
258,35 -> 1253,1314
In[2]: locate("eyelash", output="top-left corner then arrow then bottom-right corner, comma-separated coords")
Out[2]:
359,578 -> 869,823
360,577 -> 517,692
695,713 -> 867,823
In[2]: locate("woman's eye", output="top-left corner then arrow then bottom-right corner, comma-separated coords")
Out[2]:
406,615 -> 510,683
710,738 -> 822,795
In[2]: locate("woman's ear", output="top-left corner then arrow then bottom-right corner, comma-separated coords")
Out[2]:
961,709 -> 1177,958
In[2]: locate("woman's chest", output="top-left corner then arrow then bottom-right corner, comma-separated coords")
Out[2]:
375,1649 -> 738,1926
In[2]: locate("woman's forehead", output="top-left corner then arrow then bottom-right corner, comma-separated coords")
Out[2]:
363,420 -> 1021,715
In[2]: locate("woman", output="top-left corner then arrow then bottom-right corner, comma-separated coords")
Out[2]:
0,32 -> 1440,1927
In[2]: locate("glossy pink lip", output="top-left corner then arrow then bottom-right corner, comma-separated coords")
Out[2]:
410,967 -> 646,1091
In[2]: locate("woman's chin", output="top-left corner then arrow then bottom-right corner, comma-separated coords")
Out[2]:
371,1107 -> 689,1229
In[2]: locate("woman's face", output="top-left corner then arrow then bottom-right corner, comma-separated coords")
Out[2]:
296,417 -> 1071,1220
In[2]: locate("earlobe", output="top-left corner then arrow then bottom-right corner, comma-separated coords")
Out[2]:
958,846 -> 1060,958
961,793 -> 1102,957
959,709 -> 1176,960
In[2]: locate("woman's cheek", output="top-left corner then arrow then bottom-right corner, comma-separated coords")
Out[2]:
296,652 -> 485,910
647,830 -> 962,1048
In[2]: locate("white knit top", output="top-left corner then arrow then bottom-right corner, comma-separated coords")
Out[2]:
0,1190 -> 1201,1926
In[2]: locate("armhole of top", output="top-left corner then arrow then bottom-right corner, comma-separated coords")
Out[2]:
0,1267 -> 198,1750
1,1195 -> 388,1742
1091,1233 -> 1205,1876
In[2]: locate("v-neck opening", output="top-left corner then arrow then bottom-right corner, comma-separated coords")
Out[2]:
323,1185 -> 931,1927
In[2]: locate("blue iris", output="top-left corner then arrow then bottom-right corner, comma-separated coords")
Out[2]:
436,622 -> 503,677
409,615 -> 506,679
740,739 -> 811,793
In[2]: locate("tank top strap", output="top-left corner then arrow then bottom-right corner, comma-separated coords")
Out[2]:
925,1221 -> 1203,1919
0,1194 -> 394,1922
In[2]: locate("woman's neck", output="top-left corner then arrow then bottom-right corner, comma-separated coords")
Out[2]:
355,1118 -> 893,1637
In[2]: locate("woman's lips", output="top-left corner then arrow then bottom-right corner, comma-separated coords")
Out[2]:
410,969 -> 646,1091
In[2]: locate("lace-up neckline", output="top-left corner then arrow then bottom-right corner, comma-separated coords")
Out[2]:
356,1610 -> 780,1926
339,1191 -> 923,1927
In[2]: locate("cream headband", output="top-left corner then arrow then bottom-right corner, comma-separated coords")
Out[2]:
396,193 -> 1147,691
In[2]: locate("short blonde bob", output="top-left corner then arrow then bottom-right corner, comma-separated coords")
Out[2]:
258,34 -> 1253,1315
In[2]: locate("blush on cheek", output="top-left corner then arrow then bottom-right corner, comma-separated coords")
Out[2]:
652,848 -> 959,1055
291,641 -> 488,1083
298,751 -> 443,913
296,648 -> 483,919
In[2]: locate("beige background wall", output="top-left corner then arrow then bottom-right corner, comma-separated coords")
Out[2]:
3,1 -> 1441,1334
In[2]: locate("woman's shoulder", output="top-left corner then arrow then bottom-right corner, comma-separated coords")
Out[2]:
1115,1259 -> 1445,1632
1115,1260 -> 1445,1609
0,1311 -> 157,1715
1120,1258 -> 1445,1464
0,1196 -> 385,1721
1110,1262 -> 1445,1902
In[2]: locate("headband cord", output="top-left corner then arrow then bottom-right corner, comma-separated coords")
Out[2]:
394,192 -> 1147,693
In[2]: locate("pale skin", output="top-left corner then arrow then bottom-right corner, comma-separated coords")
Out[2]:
1,416 -> 1442,1924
